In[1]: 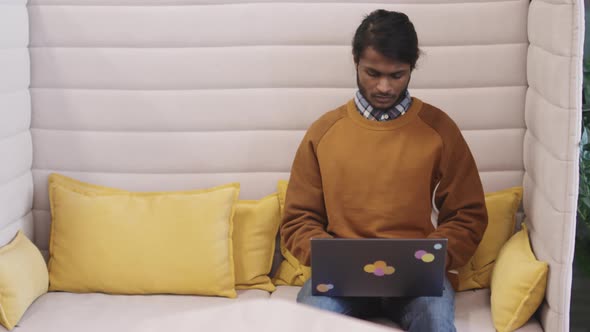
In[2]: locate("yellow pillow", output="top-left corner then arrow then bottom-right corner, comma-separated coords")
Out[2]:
233,194 -> 281,292
456,187 -> 523,290
49,173 -> 280,292
491,223 -> 548,332
48,173 -> 239,298
273,181 -> 524,289
277,180 -> 288,217
0,231 -> 48,330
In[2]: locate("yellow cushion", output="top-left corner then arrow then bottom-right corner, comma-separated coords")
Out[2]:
0,231 -> 48,330
277,180 -> 288,217
456,187 -> 523,290
49,174 -> 280,292
48,173 -> 239,298
491,223 -> 548,332
233,194 -> 281,292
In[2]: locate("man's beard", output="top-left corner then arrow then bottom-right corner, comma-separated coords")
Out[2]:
356,72 -> 410,111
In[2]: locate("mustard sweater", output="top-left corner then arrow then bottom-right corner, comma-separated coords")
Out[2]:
280,98 -> 488,271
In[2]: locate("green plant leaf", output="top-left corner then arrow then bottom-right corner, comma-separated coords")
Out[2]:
579,108 -> 590,229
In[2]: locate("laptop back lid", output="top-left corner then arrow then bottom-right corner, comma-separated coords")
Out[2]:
311,238 -> 448,297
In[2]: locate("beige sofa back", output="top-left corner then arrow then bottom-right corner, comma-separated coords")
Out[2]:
0,1 -> 33,247
526,0 -> 584,330
0,1 -> 584,331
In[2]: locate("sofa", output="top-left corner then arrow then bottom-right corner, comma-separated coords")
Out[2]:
0,0 -> 584,331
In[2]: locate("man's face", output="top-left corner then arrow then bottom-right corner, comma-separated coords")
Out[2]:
356,47 -> 412,110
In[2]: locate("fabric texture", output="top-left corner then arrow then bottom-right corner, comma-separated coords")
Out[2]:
12,290 -> 271,332
233,194 -> 281,292
272,240 -> 311,287
456,187 -> 523,290
0,231 -> 48,330
280,98 -> 487,271
491,223 -> 548,332
47,173 -> 240,298
273,180 -> 310,286
354,90 -> 412,121
134,298 -> 394,332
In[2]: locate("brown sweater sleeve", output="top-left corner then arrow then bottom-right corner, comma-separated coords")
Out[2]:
280,119 -> 337,266
428,132 -> 488,270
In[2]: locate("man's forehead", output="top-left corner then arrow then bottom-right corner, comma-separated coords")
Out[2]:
358,47 -> 411,71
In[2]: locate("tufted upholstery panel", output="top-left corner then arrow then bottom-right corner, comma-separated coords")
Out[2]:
0,0 -> 33,247
524,0 -> 584,330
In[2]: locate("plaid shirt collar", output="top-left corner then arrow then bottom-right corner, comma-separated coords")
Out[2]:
354,90 -> 412,121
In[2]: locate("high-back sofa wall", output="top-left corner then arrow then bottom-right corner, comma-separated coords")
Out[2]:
0,0 -> 33,248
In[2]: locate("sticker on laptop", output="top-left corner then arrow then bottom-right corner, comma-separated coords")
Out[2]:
434,243 -> 443,250
415,250 -> 435,263
316,284 -> 334,293
364,260 -> 395,276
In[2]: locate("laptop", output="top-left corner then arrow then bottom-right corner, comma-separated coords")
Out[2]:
311,238 -> 448,297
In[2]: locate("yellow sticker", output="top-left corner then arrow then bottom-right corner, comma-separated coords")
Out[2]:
316,284 -> 334,292
384,266 -> 395,275
422,253 -> 435,263
374,260 -> 386,268
364,261 -> 395,276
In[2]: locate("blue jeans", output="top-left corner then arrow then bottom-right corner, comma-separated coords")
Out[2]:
297,277 -> 456,332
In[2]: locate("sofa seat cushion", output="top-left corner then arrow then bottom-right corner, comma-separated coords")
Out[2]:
136,299 -> 393,332
6,290 -> 268,332
270,286 -> 543,331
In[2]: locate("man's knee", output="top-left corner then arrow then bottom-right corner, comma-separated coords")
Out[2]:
401,294 -> 455,331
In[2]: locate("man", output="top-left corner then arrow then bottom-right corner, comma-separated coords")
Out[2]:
280,9 -> 488,332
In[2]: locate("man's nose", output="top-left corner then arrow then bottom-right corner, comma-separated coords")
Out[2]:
376,77 -> 393,94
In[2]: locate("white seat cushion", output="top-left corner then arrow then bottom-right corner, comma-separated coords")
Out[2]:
8,290 -> 269,332
270,286 -> 543,331
137,299 -> 393,332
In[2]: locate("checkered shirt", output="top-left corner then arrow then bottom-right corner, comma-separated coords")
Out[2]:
354,90 -> 412,121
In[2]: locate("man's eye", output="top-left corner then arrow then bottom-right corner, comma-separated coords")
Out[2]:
391,73 -> 404,79
367,71 -> 379,77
